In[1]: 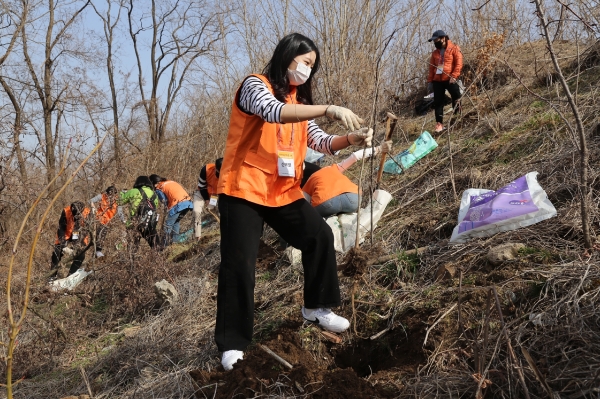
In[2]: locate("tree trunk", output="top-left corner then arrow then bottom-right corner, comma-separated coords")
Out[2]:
534,0 -> 592,248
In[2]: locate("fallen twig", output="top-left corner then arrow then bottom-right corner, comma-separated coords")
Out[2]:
423,303 -> 457,348
321,331 -> 343,344
370,327 -> 390,340
259,344 -> 293,370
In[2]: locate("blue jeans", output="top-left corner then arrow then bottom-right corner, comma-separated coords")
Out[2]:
314,193 -> 359,218
164,200 -> 193,246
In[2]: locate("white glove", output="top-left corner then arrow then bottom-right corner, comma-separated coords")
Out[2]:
347,128 -> 373,147
380,140 -> 393,153
325,105 -> 364,131
62,247 -> 74,256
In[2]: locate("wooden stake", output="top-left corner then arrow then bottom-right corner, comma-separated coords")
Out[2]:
376,112 -> 398,188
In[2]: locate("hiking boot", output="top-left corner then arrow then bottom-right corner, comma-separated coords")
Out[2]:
221,350 -> 244,371
434,122 -> 445,133
96,251 -> 104,258
302,307 -> 350,333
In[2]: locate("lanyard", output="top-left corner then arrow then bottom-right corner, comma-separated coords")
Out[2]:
277,94 -> 296,147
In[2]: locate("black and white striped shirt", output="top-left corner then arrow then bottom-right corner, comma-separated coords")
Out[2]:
238,76 -> 335,155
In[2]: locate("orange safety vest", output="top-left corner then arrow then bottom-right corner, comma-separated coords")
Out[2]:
302,165 -> 358,207
96,193 -> 118,225
55,206 -> 91,244
217,74 -> 308,207
155,180 -> 190,210
427,40 -> 463,82
205,163 -> 219,197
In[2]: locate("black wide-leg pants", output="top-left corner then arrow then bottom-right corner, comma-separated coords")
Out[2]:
215,194 -> 340,352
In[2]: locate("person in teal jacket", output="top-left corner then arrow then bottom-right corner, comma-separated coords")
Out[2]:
120,175 -> 160,249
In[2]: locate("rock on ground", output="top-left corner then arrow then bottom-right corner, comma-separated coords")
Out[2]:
154,279 -> 179,306
486,243 -> 525,266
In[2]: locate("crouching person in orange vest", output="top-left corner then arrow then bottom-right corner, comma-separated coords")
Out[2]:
51,201 -> 91,275
89,186 -> 123,258
302,141 -> 392,218
150,175 -> 193,246
193,158 -> 223,240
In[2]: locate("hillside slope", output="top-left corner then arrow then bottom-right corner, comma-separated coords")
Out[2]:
7,40 -> 600,399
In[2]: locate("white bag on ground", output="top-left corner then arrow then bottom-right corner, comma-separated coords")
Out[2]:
449,172 -> 557,244
49,269 -> 92,292
326,190 -> 393,253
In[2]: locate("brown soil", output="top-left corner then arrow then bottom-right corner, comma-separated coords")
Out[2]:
339,247 -> 370,277
190,316 -> 426,399
256,239 -> 279,270
190,325 -> 404,399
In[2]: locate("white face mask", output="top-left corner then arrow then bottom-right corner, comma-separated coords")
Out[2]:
287,61 -> 312,86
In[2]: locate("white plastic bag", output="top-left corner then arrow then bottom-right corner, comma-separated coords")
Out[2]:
326,190 -> 393,253
449,172 -> 557,244
49,268 -> 92,292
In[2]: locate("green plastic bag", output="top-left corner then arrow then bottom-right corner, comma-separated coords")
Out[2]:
383,131 -> 438,174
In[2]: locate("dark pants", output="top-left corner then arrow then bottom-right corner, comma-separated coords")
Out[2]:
95,224 -> 108,251
215,194 -> 340,352
433,80 -> 462,123
132,226 -> 158,250
51,241 -> 86,274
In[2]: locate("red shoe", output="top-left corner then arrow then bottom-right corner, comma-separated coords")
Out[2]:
434,122 -> 445,133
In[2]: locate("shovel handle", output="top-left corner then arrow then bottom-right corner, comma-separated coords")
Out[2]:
376,112 -> 398,186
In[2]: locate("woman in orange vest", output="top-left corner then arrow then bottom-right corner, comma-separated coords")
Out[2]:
150,174 -> 193,246
215,33 -> 373,371
51,201 -> 91,275
193,158 -> 222,240
426,29 -> 463,133
89,186 -> 123,258
303,141 -> 392,218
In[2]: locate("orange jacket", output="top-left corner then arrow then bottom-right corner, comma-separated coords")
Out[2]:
95,193 -> 118,225
206,163 -> 219,197
55,206 -> 91,245
302,165 -> 358,207
217,74 -> 308,207
155,180 -> 190,210
428,40 -> 463,82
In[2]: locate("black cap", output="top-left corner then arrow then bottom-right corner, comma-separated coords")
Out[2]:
428,30 -> 447,42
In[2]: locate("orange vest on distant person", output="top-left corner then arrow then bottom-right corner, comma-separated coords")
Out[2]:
302,165 -> 358,207
205,163 -> 219,197
217,74 -> 308,207
55,206 -> 91,244
155,180 -> 190,210
96,193 -> 118,225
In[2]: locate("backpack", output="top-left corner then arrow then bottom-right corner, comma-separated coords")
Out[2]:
136,188 -> 159,234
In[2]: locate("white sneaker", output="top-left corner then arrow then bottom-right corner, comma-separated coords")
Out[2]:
302,307 -> 350,333
96,251 -> 104,258
221,350 -> 244,371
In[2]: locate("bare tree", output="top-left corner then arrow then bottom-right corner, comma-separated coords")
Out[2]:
20,0 -> 91,187
126,0 -> 222,143
92,0 -> 125,172
0,0 -> 28,180
533,0 -> 594,249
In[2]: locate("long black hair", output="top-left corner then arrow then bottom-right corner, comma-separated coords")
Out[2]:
262,33 -> 320,105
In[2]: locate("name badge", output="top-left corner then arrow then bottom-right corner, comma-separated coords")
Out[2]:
72,231 -> 79,240
209,195 -> 218,206
277,150 -> 295,177
436,64 -> 443,75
